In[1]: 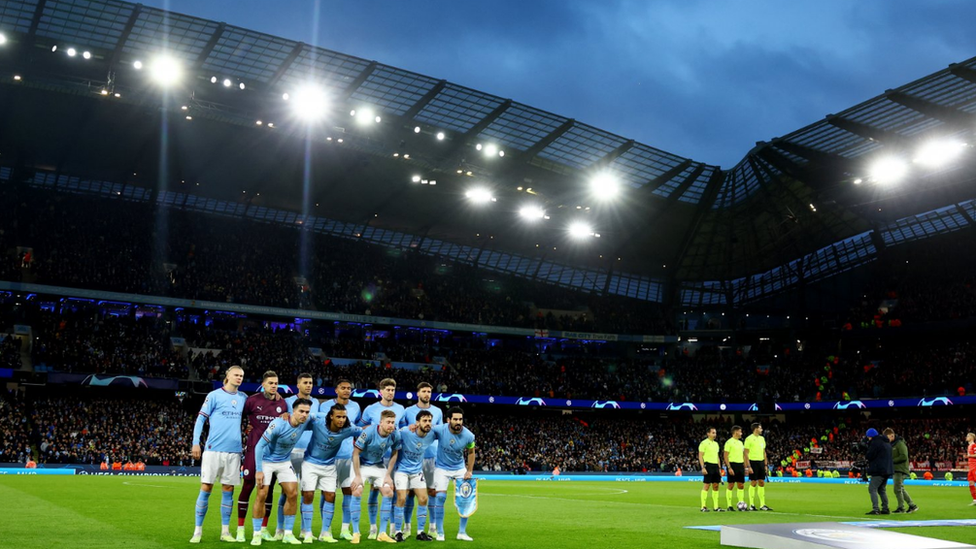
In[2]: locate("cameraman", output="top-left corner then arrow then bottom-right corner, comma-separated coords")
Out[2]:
864,428 -> 893,515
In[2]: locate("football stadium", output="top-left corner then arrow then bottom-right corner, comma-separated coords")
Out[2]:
2,2 -> 976,548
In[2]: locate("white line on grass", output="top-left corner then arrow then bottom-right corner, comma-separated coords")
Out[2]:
122,481 -> 169,488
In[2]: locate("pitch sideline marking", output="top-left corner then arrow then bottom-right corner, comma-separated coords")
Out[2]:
122,481 -> 169,488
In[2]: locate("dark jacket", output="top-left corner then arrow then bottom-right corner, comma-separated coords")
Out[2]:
866,435 -> 894,476
891,436 -> 910,475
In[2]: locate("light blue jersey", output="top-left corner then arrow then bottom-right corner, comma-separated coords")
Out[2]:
360,401 -> 406,428
354,426 -> 402,467
305,415 -> 361,466
396,427 -> 436,474
285,395 -> 316,451
254,417 -> 313,472
431,424 -> 475,470
193,388 -> 247,453
319,399 -> 361,460
402,404 -> 443,459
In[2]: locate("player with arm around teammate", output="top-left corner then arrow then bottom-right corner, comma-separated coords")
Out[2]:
277,373 -> 316,540
190,365 -> 246,544
400,382 -> 443,539
237,371 -> 286,542
351,409 -> 402,544
250,398 -> 315,546
319,379 -> 362,540
359,378 -> 405,539
299,403 -> 362,543
394,409 -> 436,542
430,407 -> 476,541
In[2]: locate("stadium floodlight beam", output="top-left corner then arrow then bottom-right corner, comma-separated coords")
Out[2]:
868,156 -> 908,185
436,132 -> 445,141
0,33 -> 7,45
133,60 -> 143,69
483,143 -> 498,157
222,78 -> 232,87
290,84 -> 328,121
519,205 -> 546,221
568,221 -> 594,239
465,188 -> 495,204
914,139 -> 967,168
148,55 -> 182,87
590,172 -> 621,200
82,51 -> 91,59
67,47 -> 77,57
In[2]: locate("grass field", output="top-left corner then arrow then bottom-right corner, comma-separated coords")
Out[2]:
2,477 -> 974,548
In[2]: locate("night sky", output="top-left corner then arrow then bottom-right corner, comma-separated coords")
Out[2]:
140,1 -> 976,168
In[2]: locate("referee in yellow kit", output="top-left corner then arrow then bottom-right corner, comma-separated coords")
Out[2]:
724,425 -> 747,511
698,427 -> 723,512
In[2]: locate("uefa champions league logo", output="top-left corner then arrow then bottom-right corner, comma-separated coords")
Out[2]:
918,397 -> 953,406
591,401 -> 621,409
353,389 -> 381,399
434,394 -> 468,403
793,528 -> 877,543
666,402 -> 698,411
832,401 -> 866,410
747,403 -> 783,411
516,397 -> 546,406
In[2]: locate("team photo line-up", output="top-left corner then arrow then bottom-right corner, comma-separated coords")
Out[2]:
191,365 -> 476,544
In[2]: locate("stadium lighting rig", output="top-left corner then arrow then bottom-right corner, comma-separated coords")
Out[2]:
465,188 -> 496,204
284,84 -> 328,122
475,142 -> 505,158
568,221 -> 600,239
519,205 -> 547,221
148,55 -> 182,87
0,33 -> 7,45
856,139 -> 970,186
350,108 -> 381,125
590,172 -> 621,200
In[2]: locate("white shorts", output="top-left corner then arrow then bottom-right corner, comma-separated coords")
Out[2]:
262,460 -> 298,485
336,458 -> 353,489
301,462 -> 337,493
433,467 -> 467,492
423,458 -> 436,489
361,465 -> 392,489
201,451 -> 241,486
394,471 -> 426,491
290,450 -> 304,478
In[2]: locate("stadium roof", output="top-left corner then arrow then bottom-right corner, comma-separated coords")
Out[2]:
2,0 -> 976,306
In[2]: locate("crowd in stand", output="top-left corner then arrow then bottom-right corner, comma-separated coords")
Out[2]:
31,396 -> 194,466
6,389 -> 972,474
0,184 -> 669,333
0,389 -> 33,464
0,334 -> 21,370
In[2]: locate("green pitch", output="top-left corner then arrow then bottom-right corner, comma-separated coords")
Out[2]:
1,477 -> 974,548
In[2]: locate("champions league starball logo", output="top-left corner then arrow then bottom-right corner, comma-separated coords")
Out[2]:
516,397 -> 546,406
592,401 -> 621,409
353,389 -> 381,399
666,403 -> 698,411
832,401 -> 866,410
434,394 -> 468,403
918,397 -> 953,407
747,403 -> 783,411
793,528 -> 877,543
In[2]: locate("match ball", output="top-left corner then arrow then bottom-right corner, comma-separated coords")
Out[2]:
737,501 -> 748,511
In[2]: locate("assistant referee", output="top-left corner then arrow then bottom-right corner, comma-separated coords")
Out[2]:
698,427 -> 722,512
724,425 -> 746,511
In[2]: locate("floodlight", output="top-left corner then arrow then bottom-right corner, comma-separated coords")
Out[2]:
290,84 -> 328,121
436,132 -> 445,141
590,172 -> 621,199
282,92 -> 290,101
67,48 -> 77,57
568,222 -> 594,239
0,34 -> 8,45
149,55 -> 183,87
51,45 -> 58,52
374,115 -> 382,123
411,175 -> 421,183
519,205 -> 545,221
414,126 -> 421,134
222,78 -> 232,87
484,144 -> 498,157
914,139 -> 966,168
210,76 -> 217,84
133,60 -> 143,69
465,188 -> 494,204
239,82 -> 245,90
82,51 -> 91,60
868,156 -> 908,184
354,108 -> 375,125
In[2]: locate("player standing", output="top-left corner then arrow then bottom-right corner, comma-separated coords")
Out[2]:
400,382 -> 443,538
359,378 -> 405,539
352,410 -> 402,544
698,427 -> 722,512
276,373 -> 316,540
966,432 -> 976,505
250,398 -> 314,546
395,409 -> 436,542
237,371 -> 287,542
190,365 -> 247,543
724,425 -> 746,511
300,403 -> 362,543
320,379 -> 362,540
430,407 -> 475,541
743,422 -> 773,511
